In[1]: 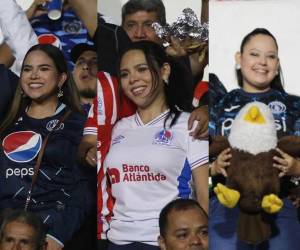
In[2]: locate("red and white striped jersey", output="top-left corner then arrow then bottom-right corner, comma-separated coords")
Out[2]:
96,71 -> 135,239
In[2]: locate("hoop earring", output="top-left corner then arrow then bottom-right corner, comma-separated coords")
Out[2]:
57,87 -> 63,98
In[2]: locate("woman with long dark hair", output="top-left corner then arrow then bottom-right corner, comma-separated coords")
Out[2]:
209,28 -> 300,250
100,41 -> 208,249
0,44 -> 91,250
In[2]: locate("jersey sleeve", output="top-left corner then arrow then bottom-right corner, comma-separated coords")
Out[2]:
187,135 -> 209,170
0,0 -> 38,75
0,65 -> 18,122
83,98 -> 97,136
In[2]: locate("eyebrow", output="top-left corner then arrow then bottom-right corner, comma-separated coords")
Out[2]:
23,64 -> 53,68
174,225 -> 208,232
249,48 -> 277,54
120,63 -> 148,71
77,55 -> 97,60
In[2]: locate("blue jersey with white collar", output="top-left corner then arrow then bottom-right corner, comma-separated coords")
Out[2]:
0,105 -> 90,244
210,88 -> 300,138
31,8 -> 92,70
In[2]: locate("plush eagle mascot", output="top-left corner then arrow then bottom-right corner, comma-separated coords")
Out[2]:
210,101 -> 300,244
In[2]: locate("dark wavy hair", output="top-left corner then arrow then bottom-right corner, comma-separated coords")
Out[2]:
236,28 -> 284,92
118,41 -> 193,127
0,44 -> 82,137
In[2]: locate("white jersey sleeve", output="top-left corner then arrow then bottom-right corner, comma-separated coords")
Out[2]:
187,121 -> 209,169
0,0 -> 38,75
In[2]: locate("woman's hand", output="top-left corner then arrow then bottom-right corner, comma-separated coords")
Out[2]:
289,195 -> 300,208
85,145 -> 97,167
273,148 -> 300,177
188,106 -> 208,139
210,148 -> 232,177
26,0 -> 50,19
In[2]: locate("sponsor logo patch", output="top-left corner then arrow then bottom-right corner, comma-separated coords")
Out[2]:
2,131 -> 42,163
268,101 -> 286,114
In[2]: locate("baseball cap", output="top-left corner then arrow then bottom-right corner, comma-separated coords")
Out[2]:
70,43 -> 97,63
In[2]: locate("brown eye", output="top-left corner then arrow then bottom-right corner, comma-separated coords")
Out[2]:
176,232 -> 188,239
120,72 -> 129,78
40,67 -> 50,71
137,66 -> 149,73
198,228 -> 208,238
268,55 -> 277,59
250,52 -> 259,57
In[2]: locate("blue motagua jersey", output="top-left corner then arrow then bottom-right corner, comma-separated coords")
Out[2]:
210,88 -> 300,138
0,105 -> 90,244
31,8 -> 92,70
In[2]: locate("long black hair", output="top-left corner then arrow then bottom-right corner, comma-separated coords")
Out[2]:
236,28 -> 284,92
0,44 -> 82,137
118,41 -> 193,127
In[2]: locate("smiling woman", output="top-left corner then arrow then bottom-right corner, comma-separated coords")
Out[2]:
209,28 -> 300,250
0,44 -> 92,249
100,41 -> 209,250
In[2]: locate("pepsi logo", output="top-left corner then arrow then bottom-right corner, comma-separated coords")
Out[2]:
2,131 -> 42,163
38,34 -> 61,49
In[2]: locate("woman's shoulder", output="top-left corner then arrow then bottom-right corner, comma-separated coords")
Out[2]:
113,114 -> 136,130
168,112 -> 191,130
211,88 -> 242,108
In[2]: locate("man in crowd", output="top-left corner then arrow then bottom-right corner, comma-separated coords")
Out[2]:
71,43 -> 97,111
0,209 -> 47,250
158,199 -> 209,250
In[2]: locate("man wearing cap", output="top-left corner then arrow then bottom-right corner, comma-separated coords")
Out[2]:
71,43 -> 97,113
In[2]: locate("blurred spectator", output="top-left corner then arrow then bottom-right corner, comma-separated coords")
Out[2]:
0,0 -> 37,73
0,0 -> 93,71
28,0 -> 93,70
158,199 -> 208,250
0,209 -> 47,250
121,0 -> 208,84
70,43 -> 97,112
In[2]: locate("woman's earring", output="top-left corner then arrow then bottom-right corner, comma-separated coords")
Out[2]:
236,64 -> 241,70
163,78 -> 169,85
276,70 -> 279,75
21,89 -> 26,98
57,87 -> 64,98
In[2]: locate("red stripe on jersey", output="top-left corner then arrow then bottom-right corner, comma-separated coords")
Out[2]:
194,81 -> 209,101
96,71 -> 136,239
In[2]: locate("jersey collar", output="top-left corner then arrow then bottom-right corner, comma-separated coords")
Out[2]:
134,109 -> 170,127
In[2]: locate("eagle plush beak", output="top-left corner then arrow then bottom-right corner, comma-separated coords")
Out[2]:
214,183 -> 240,208
244,106 -> 266,124
261,194 -> 283,213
